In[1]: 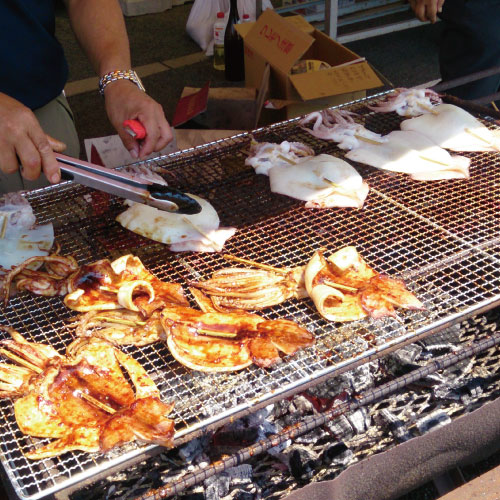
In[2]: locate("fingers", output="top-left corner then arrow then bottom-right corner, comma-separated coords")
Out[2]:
47,135 -> 67,153
27,128 -> 62,184
119,129 -> 140,159
0,94 -> 63,184
104,83 -> 172,160
409,0 -> 440,22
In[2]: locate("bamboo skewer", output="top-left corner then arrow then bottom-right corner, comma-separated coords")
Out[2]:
323,279 -> 358,293
420,103 -> 439,115
417,155 -> 450,167
222,254 -> 288,274
465,127 -> 500,152
355,134 -> 454,168
93,316 -> 147,327
0,349 -> 43,374
0,212 -> 8,239
196,328 -> 237,339
277,154 -> 297,165
80,393 -> 116,414
354,134 -> 385,145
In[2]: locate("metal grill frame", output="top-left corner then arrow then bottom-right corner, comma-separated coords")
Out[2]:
0,92 -> 499,500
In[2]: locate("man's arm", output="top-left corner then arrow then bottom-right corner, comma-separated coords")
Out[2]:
409,0 -> 446,23
64,0 -> 172,158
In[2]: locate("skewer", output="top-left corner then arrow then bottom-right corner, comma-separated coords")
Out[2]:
354,134 -> 385,145
354,134 -> 452,167
277,154 -> 297,165
417,155 -> 450,167
181,217 -> 222,252
0,348 -> 43,374
93,316 -> 147,327
0,212 -> 9,239
80,392 -> 116,414
492,101 -> 499,112
222,254 -> 288,274
196,328 -> 237,339
464,127 -> 492,145
420,103 -> 439,115
323,279 -> 358,293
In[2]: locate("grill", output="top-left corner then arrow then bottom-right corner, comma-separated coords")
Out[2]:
1,92 -> 500,500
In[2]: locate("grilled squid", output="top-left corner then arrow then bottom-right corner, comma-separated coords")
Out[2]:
304,247 -> 425,322
0,328 -> 175,459
367,88 -> 442,116
65,255 -> 187,314
160,289 -> 314,372
190,265 -> 307,312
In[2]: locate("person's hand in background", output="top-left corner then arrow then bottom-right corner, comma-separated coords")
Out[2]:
409,0 -> 446,23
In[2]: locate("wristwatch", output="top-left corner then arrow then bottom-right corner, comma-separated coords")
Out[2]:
99,69 -> 146,96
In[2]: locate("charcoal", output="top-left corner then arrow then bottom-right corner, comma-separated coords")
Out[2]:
392,344 -> 423,365
421,324 -> 461,347
324,414 -> 355,440
416,410 -> 451,434
294,427 -> 326,445
229,489 -> 258,500
291,395 -> 314,415
433,384 -> 461,401
205,474 -> 231,500
377,409 -> 412,442
268,437 -> 292,456
181,493 -> 205,500
271,398 -> 293,419
347,408 -> 371,434
287,445 -> 319,482
178,437 -> 211,463
226,465 -> 253,480
321,442 -> 353,466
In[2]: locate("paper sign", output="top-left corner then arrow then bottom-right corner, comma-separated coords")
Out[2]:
290,62 -> 383,100
244,9 -> 313,75
172,81 -> 210,127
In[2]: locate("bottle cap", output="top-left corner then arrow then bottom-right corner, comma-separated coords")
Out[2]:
217,11 -> 225,18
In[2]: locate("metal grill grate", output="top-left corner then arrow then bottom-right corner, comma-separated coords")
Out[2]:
0,94 -> 499,499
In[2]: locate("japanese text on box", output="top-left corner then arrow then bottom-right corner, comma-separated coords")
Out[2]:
259,24 -> 295,54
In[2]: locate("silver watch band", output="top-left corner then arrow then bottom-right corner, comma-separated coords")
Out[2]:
98,70 -> 146,96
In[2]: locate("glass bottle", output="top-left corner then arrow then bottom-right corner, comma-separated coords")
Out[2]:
224,0 -> 245,81
213,12 -> 226,71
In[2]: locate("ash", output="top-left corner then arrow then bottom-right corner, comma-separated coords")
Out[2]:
70,309 -> 500,500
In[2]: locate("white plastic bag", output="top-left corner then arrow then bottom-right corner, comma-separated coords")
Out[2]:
186,0 -> 273,54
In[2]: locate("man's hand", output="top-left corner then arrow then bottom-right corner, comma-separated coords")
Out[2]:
409,0 -> 446,23
103,80 -> 173,159
0,93 -> 66,183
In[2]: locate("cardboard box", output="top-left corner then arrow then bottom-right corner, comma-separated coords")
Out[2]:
176,85 -> 267,131
237,10 -> 383,119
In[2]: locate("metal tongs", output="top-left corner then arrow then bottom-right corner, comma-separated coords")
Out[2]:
56,153 -> 202,215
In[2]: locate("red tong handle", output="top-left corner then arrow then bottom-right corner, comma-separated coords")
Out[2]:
123,119 -> 147,140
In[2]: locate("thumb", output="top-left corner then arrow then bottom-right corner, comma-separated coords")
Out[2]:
47,135 -> 67,153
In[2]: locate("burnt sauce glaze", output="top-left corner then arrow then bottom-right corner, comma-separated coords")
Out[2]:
147,184 -> 202,215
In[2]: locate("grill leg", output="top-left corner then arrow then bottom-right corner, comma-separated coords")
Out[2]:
433,467 -> 466,496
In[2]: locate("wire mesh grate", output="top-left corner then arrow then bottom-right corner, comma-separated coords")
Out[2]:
0,94 -> 499,499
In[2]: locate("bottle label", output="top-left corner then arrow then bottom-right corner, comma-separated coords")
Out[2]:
214,25 -> 225,45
